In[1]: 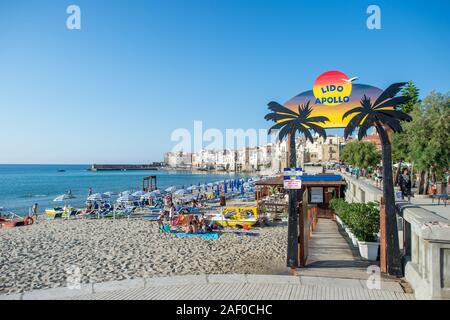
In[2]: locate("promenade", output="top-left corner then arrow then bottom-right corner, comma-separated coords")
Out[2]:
1,274 -> 413,300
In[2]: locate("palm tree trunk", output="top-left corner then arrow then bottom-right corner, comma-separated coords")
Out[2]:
376,125 -> 402,276
394,160 -> 402,186
287,133 -> 298,268
418,170 -> 425,194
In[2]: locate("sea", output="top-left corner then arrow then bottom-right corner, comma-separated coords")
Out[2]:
0,165 -> 250,215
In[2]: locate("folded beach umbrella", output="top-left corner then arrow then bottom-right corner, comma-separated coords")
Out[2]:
103,191 -> 117,197
117,194 -> 138,203
223,181 -> 227,193
173,189 -> 185,196
120,190 -> 132,196
165,186 -> 177,193
87,193 -> 109,201
54,194 -> 76,202
143,191 -> 161,199
132,190 -> 146,197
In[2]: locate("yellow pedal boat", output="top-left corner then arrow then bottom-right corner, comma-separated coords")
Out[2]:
206,206 -> 259,228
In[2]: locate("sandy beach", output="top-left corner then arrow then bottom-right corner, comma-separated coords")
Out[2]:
0,217 -> 288,294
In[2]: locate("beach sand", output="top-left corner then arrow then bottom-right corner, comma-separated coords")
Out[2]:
0,217 -> 288,294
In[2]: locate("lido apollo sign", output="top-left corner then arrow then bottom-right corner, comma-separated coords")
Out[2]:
284,70 -> 383,128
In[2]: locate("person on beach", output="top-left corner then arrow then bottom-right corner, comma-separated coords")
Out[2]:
88,187 -> 93,196
32,203 -> 38,220
399,168 -> 412,202
169,203 -> 176,223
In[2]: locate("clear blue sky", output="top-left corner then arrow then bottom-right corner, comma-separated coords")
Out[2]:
0,0 -> 449,164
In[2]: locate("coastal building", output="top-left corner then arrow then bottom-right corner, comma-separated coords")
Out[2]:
361,128 -> 382,150
164,152 -> 192,169
164,135 -> 345,172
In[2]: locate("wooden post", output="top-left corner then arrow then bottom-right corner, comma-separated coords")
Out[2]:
298,187 -> 309,267
379,196 -> 387,273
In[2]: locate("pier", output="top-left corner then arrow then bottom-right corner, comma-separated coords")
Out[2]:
88,164 -> 160,171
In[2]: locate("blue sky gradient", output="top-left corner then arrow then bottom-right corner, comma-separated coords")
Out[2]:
0,0 -> 449,163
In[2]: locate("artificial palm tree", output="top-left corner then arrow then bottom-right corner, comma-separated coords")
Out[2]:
265,101 -> 329,268
342,82 -> 412,276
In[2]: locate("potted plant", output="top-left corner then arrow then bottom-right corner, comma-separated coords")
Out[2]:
351,202 -> 380,261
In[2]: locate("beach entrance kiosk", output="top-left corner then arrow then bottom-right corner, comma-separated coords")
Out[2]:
142,176 -> 157,192
255,174 -> 345,267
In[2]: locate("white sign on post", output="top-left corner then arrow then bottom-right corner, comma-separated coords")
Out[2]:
283,168 -> 303,190
310,187 -> 324,203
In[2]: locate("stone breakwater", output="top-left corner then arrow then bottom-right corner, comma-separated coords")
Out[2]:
0,219 -> 287,294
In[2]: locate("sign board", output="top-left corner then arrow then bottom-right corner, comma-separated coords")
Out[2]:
310,187 -> 324,203
283,168 -> 303,189
283,70 -> 383,128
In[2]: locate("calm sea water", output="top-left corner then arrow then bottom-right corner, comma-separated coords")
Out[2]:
0,165 -> 249,215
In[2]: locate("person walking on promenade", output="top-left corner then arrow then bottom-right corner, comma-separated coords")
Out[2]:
399,168 -> 412,202
375,167 -> 383,188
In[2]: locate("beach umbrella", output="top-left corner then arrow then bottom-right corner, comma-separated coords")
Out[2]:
117,194 -> 138,203
186,185 -> 197,191
87,193 -> 109,201
165,186 -> 177,193
240,185 -> 245,196
143,191 -> 161,199
173,189 -> 185,196
223,181 -> 227,193
132,190 -> 146,197
103,191 -> 117,197
54,194 -> 75,202
207,183 -> 213,187
119,190 -> 132,196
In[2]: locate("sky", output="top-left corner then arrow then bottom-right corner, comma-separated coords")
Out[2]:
0,0 -> 449,164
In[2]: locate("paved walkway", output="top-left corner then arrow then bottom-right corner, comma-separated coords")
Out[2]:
296,219 -> 375,280
0,274 -> 413,300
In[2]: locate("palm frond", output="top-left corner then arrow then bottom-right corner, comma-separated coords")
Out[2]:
268,121 -> 287,135
378,109 -> 412,122
305,122 -> 327,139
343,113 -> 366,139
375,114 -> 403,133
342,106 -> 364,120
374,96 -> 411,110
278,122 -> 294,141
264,112 -> 296,122
306,115 -> 329,123
357,120 -> 373,140
302,128 -> 314,143
373,82 -> 407,107
267,101 -> 299,117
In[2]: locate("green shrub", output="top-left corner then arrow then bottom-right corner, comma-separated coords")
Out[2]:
348,202 -> 380,242
330,198 -> 380,242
